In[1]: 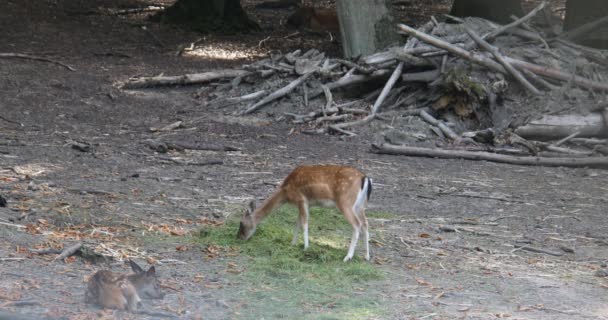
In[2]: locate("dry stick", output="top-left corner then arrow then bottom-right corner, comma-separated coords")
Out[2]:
464,27 -> 541,95
331,58 -> 375,74
512,244 -> 564,256
0,53 -> 76,71
552,131 -> 581,147
54,242 -> 83,261
371,22 -> 433,116
121,70 -> 250,89
370,144 -> 608,169
219,90 -> 267,107
371,62 -> 404,115
398,24 -> 507,73
510,15 -> 550,49
484,1 -> 547,41
520,68 -> 558,91
419,110 -> 459,140
321,85 -> 332,116
329,114 -> 375,134
559,15 -> 608,41
309,69 -> 391,100
503,57 -> 608,91
242,71 -> 314,115
397,24 -> 608,92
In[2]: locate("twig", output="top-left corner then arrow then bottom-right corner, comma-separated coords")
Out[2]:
551,131 -> 580,147
321,85 -> 332,116
559,15 -> 608,41
484,1 -> 547,41
242,71 -> 314,114
0,53 -> 76,71
511,244 -> 564,256
464,27 -> 541,95
419,110 -> 459,140
54,243 -> 83,261
0,221 -> 26,228
370,144 -> 608,169
215,90 -> 267,108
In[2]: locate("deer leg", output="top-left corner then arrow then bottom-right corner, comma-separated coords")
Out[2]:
292,214 -> 302,245
297,200 -> 310,249
339,203 -> 361,262
361,210 -> 370,261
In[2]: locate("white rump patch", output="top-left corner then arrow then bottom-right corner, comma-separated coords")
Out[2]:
353,177 -> 370,215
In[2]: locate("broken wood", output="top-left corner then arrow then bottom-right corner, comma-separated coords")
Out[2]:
512,244 -> 564,256
121,70 -> 250,89
0,53 -> 75,71
54,242 -> 82,261
242,71 -> 314,114
371,143 -> 608,169
515,113 -> 607,140
464,26 -> 541,95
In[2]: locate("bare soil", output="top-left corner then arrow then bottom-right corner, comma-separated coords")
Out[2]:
1,1 -> 607,319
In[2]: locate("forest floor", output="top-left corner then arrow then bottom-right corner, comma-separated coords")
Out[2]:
0,0 -> 606,319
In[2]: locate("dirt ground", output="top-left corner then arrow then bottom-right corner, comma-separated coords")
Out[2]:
1,0 -> 607,319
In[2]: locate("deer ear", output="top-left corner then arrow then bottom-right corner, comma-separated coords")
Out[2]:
129,260 -> 144,273
146,266 -> 156,276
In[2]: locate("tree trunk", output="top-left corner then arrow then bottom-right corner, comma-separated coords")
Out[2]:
155,0 -> 259,33
449,0 -> 524,24
336,0 -> 399,58
564,0 -> 608,48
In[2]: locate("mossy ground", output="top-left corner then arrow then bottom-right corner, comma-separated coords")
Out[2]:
196,206 -> 388,319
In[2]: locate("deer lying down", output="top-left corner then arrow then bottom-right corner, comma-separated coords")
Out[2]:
85,261 -> 164,311
238,165 -> 372,262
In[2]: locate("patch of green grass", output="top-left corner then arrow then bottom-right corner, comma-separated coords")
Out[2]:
196,205 -> 385,319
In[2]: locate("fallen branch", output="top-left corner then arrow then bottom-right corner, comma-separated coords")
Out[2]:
242,71 -> 314,114
54,242 -> 82,261
0,53 -> 76,71
419,110 -> 459,140
559,15 -> 608,41
398,23 -> 608,92
121,70 -> 250,89
370,144 -> 608,169
214,90 -> 267,108
512,244 -> 564,256
165,141 -> 240,152
464,27 -> 541,95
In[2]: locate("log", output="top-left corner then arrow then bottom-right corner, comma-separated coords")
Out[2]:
515,113 -> 607,140
121,70 -> 250,89
371,144 -> 608,169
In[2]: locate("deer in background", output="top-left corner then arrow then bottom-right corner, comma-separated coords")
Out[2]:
85,261 -> 164,311
238,165 -> 372,262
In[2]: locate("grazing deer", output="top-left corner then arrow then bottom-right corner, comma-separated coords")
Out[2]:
85,261 -> 164,311
238,165 -> 372,262
85,270 -> 141,311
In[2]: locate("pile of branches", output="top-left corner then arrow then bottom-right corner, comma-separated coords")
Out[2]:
119,1 -> 608,169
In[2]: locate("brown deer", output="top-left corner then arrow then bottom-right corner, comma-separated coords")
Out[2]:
238,165 -> 372,262
85,261 -> 164,311
85,270 -> 141,311
286,7 -> 340,33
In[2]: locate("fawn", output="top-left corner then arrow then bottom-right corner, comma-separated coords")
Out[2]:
287,7 -> 340,33
85,261 -> 164,311
238,165 -> 372,262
